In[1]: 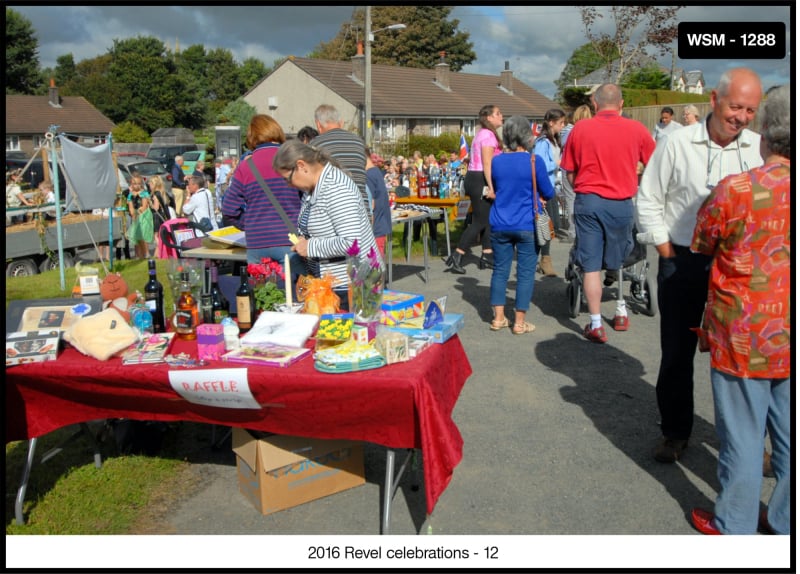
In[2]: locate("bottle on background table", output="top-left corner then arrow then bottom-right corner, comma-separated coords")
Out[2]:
235,265 -> 255,333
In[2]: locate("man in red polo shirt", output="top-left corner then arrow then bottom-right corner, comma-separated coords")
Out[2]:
561,84 -> 655,343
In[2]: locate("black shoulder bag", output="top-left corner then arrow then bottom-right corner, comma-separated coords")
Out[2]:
245,156 -> 299,237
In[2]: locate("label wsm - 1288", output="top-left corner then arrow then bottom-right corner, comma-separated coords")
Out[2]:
678,22 -> 785,59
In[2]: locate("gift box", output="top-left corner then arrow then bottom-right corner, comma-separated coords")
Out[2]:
373,330 -> 409,364
197,323 -> 225,361
316,313 -> 354,341
379,290 -> 425,326
387,313 -> 464,344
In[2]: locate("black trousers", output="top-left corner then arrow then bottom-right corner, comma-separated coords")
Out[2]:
456,170 -> 493,252
655,245 -> 712,440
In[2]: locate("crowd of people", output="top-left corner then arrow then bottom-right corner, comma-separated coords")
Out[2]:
6,67 -> 790,536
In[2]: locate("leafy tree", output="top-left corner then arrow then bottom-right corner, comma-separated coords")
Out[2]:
239,57 -> 269,92
622,63 -> 670,90
580,6 -> 681,84
216,98 -> 257,130
112,121 -> 151,143
55,54 -> 77,88
205,48 -> 245,119
554,41 -> 619,104
6,8 -> 41,94
311,6 -> 475,71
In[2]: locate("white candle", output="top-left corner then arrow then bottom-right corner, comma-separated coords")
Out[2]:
284,253 -> 292,307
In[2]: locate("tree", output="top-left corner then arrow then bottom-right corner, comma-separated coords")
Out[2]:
216,98 -> 257,127
580,6 -> 681,84
55,54 -> 76,88
622,63 -> 670,90
311,6 -> 475,71
6,8 -> 41,94
554,41 -> 619,104
112,120 -> 151,143
239,57 -> 269,92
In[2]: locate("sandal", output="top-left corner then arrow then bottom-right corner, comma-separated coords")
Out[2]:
512,321 -> 536,335
490,317 -> 509,331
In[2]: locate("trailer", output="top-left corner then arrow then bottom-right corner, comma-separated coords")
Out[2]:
5,212 -> 122,277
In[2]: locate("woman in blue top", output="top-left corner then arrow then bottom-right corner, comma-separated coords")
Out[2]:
489,116 -> 555,334
532,108 -> 566,276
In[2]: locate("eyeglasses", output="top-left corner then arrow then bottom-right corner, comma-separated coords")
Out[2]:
284,166 -> 296,185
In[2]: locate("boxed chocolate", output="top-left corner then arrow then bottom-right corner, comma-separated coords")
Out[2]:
379,290 -> 425,326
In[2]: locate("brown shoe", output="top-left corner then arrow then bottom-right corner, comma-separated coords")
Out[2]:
654,437 -> 688,463
763,450 -> 775,478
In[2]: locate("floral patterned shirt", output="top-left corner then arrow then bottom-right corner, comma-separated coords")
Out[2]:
691,160 -> 791,378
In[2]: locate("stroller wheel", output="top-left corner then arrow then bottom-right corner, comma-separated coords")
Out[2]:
643,273 -> 658,316
566,277 -> 581,318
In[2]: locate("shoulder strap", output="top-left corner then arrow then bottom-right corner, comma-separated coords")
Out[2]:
531,154 -> 539,208
246,156 -> 299,235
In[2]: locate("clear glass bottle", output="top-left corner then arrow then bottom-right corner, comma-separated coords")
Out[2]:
144,259 -> 166,333
175,271 -> 198,340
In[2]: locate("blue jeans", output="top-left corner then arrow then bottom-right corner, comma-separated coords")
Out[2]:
711,368 -> 791,534
489,230 -> 536,312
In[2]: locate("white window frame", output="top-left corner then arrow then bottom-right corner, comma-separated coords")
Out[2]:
430,119 -> 442,137
32,135 -> 46,150
6,135 -> 21,151
463,120 -> 476,137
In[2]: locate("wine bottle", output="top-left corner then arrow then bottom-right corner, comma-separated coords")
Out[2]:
144,259 -> 166,333
175,271 -> 198,340
235,266 -> 255,333
209,264 -> 229,323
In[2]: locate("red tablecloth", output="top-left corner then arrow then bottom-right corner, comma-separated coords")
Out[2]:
6,336 -> 472,515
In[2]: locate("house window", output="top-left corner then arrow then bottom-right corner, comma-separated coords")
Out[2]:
6,135 -> 20,151
463,120 -> 476,137
377,119 -> 397,141
32,135 -> 46,149
430,119 -> 442,137
92,135 -> 107,144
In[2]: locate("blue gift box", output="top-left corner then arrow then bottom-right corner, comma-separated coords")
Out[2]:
386,313 -> 464,344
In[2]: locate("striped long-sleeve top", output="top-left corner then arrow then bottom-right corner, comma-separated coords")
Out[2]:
220,144 -> 302,249
310,129 -> 369,213
298,162 -> 379,286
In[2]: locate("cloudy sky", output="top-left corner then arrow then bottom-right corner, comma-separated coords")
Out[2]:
11,5 -> 793,99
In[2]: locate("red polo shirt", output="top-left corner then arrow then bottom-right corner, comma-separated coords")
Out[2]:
561,110 -> 655,200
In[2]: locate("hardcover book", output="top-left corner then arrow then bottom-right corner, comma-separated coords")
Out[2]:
222,342 -> 311,368
120,332 -> 176,365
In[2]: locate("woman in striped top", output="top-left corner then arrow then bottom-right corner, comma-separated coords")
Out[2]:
273,139 -> 379,310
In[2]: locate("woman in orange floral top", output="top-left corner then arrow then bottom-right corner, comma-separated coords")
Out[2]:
689,84 -> 790,536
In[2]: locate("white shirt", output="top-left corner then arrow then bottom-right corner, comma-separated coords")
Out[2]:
181,187 -> 218,230
637,119 -> 762,247
652,120 -> 683,143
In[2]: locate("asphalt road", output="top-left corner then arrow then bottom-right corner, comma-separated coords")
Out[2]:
114,236 -> 786,570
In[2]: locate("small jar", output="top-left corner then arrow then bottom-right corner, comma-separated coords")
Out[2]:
221,317 -> 240,351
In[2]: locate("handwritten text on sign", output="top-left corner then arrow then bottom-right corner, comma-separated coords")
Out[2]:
168,368 -> 261,409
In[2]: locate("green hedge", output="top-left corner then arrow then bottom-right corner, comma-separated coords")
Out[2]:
621,88 -> 708,107
376,133 -> 467,161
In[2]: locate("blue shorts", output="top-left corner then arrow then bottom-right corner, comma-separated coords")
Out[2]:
573,193 -> 634,272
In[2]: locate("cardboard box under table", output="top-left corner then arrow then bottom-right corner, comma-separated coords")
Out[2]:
232,428 -> 365,515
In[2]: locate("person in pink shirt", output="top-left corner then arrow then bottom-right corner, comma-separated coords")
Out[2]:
445,104 -> 503,274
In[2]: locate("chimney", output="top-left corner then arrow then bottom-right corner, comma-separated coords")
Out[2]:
434,51 -> 450,90
48,78 -> 61,108
351,41 -> 365,84
500,61 -> 513,95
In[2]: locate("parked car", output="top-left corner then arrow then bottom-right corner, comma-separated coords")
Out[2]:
146,144 -> 200,173
117,157 -> 173,193
5,153 -> 67,192
181,150 -> 207,176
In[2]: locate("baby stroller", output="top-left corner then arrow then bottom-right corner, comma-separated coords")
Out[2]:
564,226 -> 657,318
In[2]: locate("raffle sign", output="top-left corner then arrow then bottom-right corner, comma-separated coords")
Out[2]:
168,368 -> 261,409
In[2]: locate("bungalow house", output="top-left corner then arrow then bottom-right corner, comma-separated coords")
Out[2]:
243,49 -> 557,144
5,80 -> 115,157
672,69 -> 706,94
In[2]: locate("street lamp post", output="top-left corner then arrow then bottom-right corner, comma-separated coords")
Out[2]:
364,7 -> 405,147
